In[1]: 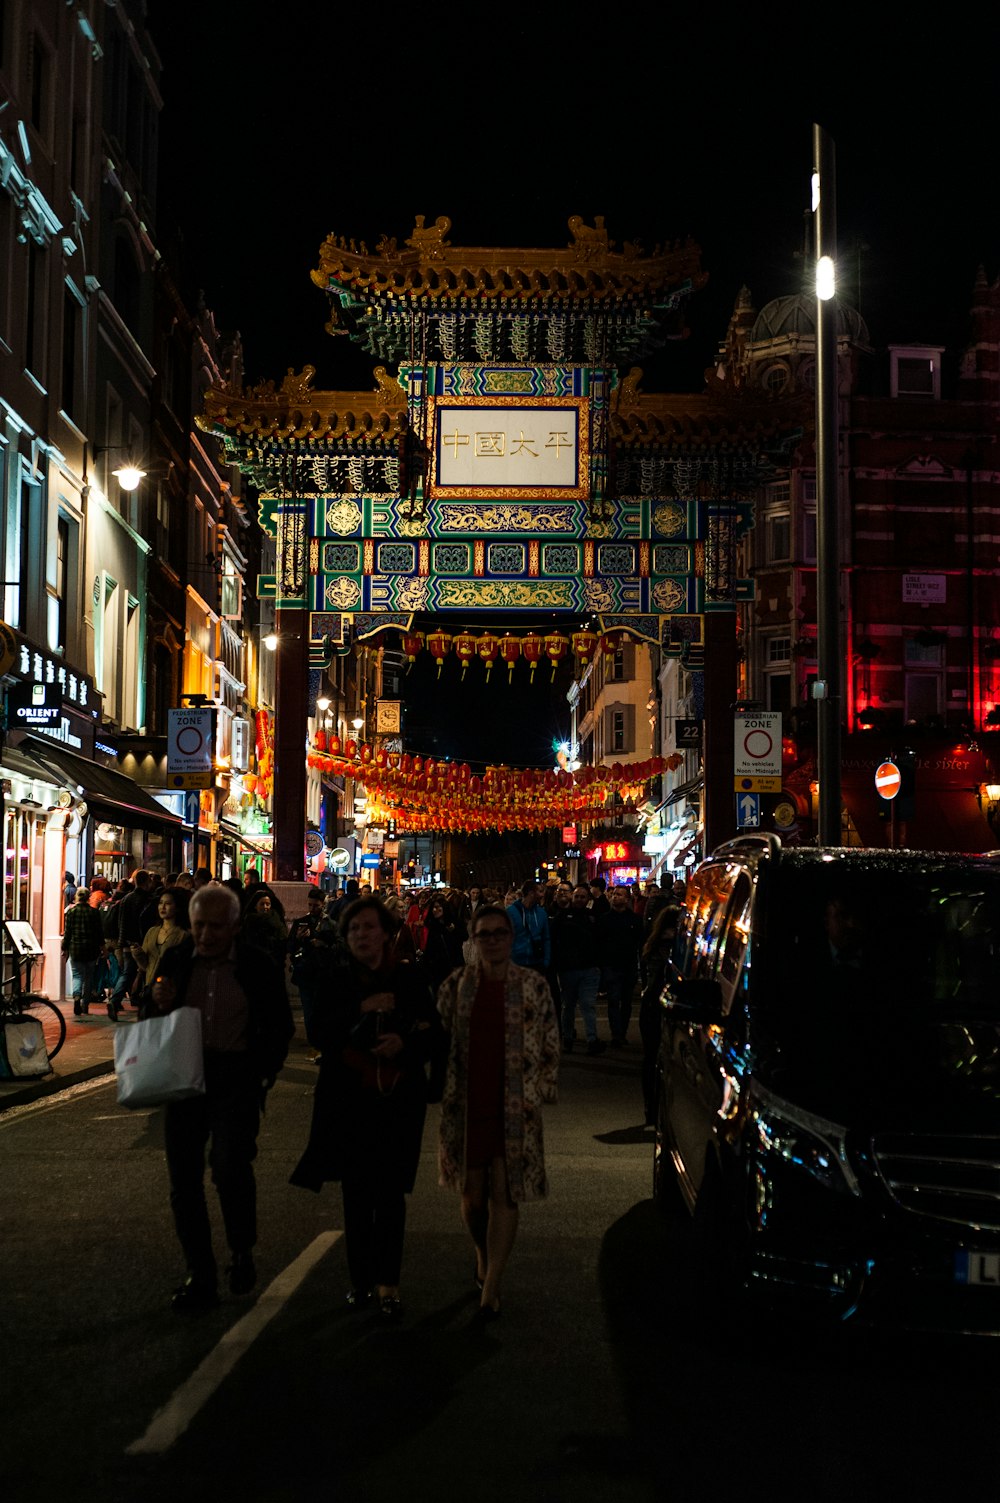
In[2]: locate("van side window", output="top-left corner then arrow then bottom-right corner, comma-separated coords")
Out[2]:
686,863 -> 739,981
717,873 -> 753,1014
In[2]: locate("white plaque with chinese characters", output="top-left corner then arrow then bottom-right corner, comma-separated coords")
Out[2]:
428,396 -> 588,499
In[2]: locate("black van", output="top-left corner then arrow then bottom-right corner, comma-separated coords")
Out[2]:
654,835 -> 1000,1333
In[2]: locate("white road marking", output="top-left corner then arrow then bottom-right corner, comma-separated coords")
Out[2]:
0,1075 -> 112,1125
126,1231 -> 342,1456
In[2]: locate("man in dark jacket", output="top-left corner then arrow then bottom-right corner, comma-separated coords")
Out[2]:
111,869 -> 154,1009
62,887 -> 106,1014
549,883 -> 606,1055
597,884 -> 643,1045
149,883 -> 294,1313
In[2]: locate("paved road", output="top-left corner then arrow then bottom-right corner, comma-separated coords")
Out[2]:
3,1018 -> 1000,1503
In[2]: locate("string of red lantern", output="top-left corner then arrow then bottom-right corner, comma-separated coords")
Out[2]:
398,628 -> 624,681
306,735 -> 682,834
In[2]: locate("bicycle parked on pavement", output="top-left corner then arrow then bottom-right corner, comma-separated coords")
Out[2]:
0,944 -> 66,1065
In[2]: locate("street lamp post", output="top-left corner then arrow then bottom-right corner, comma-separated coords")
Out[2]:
813,122 -> 843,846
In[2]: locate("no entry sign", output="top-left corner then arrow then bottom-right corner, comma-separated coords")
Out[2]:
875,761 -> 901,800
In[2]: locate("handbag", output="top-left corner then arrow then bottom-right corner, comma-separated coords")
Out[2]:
114,1007 -> 205,1109
2,1018 -> 51,1078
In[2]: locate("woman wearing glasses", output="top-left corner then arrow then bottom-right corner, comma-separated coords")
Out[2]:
436,904 -> 560,1321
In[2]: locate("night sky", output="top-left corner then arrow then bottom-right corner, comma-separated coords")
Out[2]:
146,4 -> 1000,765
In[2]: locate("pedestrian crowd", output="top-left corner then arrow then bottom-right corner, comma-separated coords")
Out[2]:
64,862 -> 686,1326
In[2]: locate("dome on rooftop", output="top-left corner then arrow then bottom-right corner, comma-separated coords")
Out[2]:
750,294 -> 870,348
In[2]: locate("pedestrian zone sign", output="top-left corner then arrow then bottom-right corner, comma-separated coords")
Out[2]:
733,711 -> 782,792
167,707 -> 214,788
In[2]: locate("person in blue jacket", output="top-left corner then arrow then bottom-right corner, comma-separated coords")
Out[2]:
505,879 -> 551,974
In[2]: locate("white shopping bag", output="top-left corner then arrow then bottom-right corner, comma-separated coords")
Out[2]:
114,1007 -> 205,1109
3,1018 -> 51,1077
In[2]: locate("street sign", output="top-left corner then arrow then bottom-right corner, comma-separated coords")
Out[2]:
168,707 -> 214,783
6,681 -> 60,727
737,792 -> 760,828
675,718 -> 702,747
734,711 -> 782,780
734,774 -> 782,793
875,761 -> 901,800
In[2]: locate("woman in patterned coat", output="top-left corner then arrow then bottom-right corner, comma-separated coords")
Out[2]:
436,904 -> 559,1321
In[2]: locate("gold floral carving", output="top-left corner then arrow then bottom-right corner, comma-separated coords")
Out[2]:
652,579 -> 687,612
326,499 -> 363,534
653,503 -> 686,537
583,580 -> 615,610
325,577 -> 361,609
438,503 -> 576,534
396,579 -> 431,610
437,580 -> 574,609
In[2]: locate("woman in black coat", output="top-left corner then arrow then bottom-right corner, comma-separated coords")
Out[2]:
290,897 -> 441,1320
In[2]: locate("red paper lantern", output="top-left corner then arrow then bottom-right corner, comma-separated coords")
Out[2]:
543,631 -> 569,680
454,631 -> 476,679
477,632 -> 500,681
522,632 -> 543,682
600,631 -> 623,660
426,631 -> 452,677
499,636 -> 520,683
329,734 -> 342,754
313,729 -> 327,751
571,629 -> 599,666
402,631 -> 424,670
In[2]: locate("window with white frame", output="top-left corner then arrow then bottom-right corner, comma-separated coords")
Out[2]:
766,511 -> 791,562
890,345 -> 942,400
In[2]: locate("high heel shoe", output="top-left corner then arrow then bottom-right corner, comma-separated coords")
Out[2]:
473,1298 -> 501,1324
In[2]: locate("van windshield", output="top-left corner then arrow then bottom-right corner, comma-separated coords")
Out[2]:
760,859 -> 1000,1124
767,861 -> 1000,1021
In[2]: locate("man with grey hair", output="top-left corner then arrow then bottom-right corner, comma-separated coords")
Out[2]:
148,883 -> 294,1313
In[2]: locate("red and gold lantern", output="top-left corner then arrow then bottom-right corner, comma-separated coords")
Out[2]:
543,631 -> 569,680
402,630 -> 424,670
499,636 -> 520,683
453,631 -> 476,679
571,628 -> 599,667
522,632 -> 543,682
477,632 -> 500,681
426,630 -> 452,677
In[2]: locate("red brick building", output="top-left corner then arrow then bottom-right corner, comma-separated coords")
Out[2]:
713,272 -> 1000,849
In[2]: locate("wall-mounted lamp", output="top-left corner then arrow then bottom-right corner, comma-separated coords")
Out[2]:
263,632 -> 279,652
351,716 -> 364,732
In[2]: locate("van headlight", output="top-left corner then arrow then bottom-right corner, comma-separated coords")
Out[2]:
751,1085 -> 860,1197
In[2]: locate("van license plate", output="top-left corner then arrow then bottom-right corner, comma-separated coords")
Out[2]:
957,1253 -> 1000,1286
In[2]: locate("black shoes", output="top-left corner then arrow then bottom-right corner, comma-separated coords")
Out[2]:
171,1275 -> 219,1315
227,1252 -> 256,1296
472,1300 -> 501,1325
345,1287 -> 374,1309
378,1295 -> 402,1321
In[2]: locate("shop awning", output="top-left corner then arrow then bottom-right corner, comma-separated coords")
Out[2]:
11,734 -> 184,831
842,784 -> 995,853
218,819 -> 274,858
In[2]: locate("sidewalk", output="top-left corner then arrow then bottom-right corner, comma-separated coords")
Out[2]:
0,997 -> 122,1111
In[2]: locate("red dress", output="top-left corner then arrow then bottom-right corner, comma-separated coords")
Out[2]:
464,977 -> 507,1168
